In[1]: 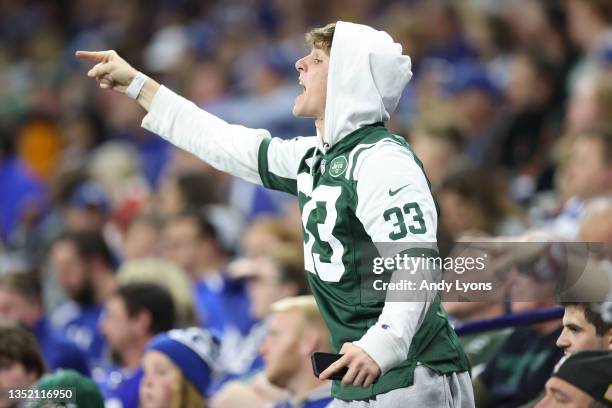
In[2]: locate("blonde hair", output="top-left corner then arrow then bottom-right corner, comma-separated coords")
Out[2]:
247,216 -> 302,245
170,374 -> 206,408
117,258 -> 197,326
271,295 -> 329,349
305,23 -> 336,54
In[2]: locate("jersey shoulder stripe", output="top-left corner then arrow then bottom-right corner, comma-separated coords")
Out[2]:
348,136 -> 409,181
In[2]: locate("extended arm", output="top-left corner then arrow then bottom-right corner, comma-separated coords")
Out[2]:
76,50 -> 269,184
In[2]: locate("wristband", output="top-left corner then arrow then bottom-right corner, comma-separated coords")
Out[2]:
125,72 -> 149,99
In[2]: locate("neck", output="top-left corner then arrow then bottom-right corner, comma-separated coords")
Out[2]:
287,362 -> 327,403
315,118 -> 325,145
121,336 -> 150,371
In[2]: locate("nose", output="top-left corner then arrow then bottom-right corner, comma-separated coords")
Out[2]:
556,328 -> 569,350
295,57 -> 306,73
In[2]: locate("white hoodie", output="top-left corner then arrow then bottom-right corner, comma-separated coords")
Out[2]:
324,21 -> 412,148
142,21 -> 436,376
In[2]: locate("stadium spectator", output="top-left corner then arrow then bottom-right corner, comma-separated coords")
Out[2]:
566,0 -> 612,84
579,199 -> 612,243
497,50 -> 561,199
408,115 -> 466,189
161,209 -> 253,335
140,327 -> 219,408
0,272 -> 89,375
535,350 -> 612,408
212,296 -> 332,408
217,243 -> 310,386
241,216 -> 302,258
445,62 -> 503,166
33,369 -> 105,408
98,282 -> 176,408
77,19 -> 476,406
262,296 -> 333,408
521,301 -> 612,406
549,126 -> 612,238
566,70 -> 612,133
49,230 -> 116,366
473,267 -> 563,407
64,180 -> 112,233
156,170 -> 221,218
557,302 -> 612,354
438,164 -> 526,239
121,212 -> 164,260
0,322 -> 46,408
117,257 -> 196,327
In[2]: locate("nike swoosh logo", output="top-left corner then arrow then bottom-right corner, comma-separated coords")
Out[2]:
389,184 -> 409,196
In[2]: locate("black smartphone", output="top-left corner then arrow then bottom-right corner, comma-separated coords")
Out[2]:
311,352 -> 348,381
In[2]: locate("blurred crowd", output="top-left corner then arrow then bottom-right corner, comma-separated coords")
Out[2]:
1,0 -> 612,407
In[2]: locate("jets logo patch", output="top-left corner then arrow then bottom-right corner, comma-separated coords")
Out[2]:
329,156 -> 348,177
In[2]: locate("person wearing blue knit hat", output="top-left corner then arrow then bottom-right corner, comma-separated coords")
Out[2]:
140,327 -> 219,408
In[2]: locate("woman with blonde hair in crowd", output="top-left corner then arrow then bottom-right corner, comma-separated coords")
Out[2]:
140,327 -> 218,408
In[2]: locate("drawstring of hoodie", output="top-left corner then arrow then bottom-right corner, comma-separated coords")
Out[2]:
309,143 -> 322,179
306,141 -> 330,197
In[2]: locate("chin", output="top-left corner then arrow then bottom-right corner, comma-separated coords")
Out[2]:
293,102 -> 306,118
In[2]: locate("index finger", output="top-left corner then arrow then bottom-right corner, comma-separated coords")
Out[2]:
75,50 -> 111,62
319,355 -> 350,380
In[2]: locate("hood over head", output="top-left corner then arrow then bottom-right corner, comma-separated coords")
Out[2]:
323,21 -> 412,148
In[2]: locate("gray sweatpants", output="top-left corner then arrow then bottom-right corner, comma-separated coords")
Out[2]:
329,365 -> 475,408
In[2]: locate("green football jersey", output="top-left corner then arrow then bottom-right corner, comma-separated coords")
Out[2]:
258,123 -> 469,400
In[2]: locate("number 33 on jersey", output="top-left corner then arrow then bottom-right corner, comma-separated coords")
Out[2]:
257,123 -> 438,285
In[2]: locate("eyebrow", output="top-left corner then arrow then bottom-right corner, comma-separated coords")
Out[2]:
550,388 -> 570,402
564,323 -> 583,331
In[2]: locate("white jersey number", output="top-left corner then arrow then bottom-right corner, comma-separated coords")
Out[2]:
301,185 -> 345,282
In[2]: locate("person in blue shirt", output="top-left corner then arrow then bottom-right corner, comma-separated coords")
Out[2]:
161,209 -> 254,336
49,230 -> 116,366
0,271 -> 89,376
97,282 -> 176,408
212,248 -> 313,401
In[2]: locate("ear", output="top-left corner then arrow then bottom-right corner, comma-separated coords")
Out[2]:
134,309 -> 152,335
298,330 -> 320,357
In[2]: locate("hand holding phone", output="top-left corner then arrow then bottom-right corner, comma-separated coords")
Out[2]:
311,352 -> 348,381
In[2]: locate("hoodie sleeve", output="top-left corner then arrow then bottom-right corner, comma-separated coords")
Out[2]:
352,140 -> 439,375
142,85 -> 269,184
142,86 -> 316,194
